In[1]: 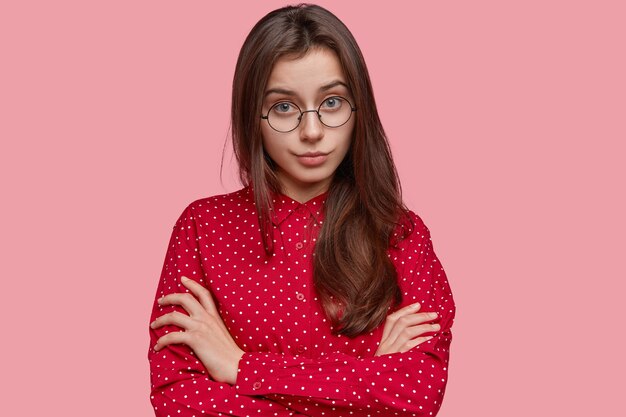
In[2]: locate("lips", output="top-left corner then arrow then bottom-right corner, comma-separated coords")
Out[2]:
296,151 -> 329,167
297,151 -> 329,157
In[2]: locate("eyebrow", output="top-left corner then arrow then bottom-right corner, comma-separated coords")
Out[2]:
264,80 -> 349,97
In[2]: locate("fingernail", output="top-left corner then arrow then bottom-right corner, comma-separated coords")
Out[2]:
157,297 -> 164,304
432,323 -> 441,330
429,312 -> 438,319
150,321 -> 156,328
181,276 -> 190,282
411,302 -> 421,309
153,344 -> 159,351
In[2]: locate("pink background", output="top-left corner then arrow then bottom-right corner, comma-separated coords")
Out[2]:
2,0 -> 624,415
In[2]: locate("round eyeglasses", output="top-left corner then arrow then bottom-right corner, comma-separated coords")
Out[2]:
261,96 -> 357,133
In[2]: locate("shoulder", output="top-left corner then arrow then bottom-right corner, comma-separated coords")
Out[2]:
392,209 -> 432,248
184,186 -> 254,216
174,187 -> 255,227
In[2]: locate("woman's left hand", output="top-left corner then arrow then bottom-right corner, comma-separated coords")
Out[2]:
151,276 -> 244,385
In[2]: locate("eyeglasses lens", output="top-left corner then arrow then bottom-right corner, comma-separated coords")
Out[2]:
267,96 -> 353,132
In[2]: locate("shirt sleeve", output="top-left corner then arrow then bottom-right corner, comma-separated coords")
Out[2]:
148,203 -> 301,417
234,213 -> 456,417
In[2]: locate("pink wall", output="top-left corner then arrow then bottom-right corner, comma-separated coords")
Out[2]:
1,1 -> 624,415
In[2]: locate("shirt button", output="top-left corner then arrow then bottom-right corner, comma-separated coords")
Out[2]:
295,242 -> 304,250
252,381 -> 262,390
296,345 -> 306,354
296,292 -> 305,301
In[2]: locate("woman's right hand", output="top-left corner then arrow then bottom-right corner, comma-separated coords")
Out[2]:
375,302 -> 440,356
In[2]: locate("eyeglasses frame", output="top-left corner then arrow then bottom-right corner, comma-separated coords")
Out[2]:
260,95 -> 357,133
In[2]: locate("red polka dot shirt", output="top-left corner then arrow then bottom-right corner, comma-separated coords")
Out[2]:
148,186 -> 455,416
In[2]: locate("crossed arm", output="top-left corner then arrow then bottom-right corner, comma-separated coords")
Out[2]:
151,276 -> 440,384
150,278 -> 443,416
148,207 -> 453,416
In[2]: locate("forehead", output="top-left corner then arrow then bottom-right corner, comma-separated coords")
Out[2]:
265,48 -> 347,96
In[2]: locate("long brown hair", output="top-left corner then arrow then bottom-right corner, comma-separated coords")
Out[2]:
231,4 -> 413,337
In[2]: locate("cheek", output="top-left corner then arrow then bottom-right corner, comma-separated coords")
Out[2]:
339,123 -> 355,153
260,124 -> 271,148
260,126 -> 277,153
260,128 -> 290,162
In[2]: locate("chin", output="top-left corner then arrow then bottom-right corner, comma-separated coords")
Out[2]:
296,171 -> 334,184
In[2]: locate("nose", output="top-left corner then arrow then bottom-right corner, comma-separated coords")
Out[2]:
299,110 -> 324,142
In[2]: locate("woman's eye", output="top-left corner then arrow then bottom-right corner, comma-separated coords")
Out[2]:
322,97 -> 343,109
273,102 -> 295,113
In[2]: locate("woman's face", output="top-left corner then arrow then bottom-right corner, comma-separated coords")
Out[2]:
261,47 -> 355,203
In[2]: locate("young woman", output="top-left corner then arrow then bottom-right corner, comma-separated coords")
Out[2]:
148,4 -> 455,416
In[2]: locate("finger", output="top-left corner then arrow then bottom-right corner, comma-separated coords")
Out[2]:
398,335 -> 434,353
375,331 -> 435,357
381,302 -> 422,341
383,308 -> 437,345
158,292 -> 204,317
387,302 -> 422,321
151,311 -> 193,331
180,276 -> 232,334
403,322 -> 441,340
385,318 -> 440,349
154,331 -> 188,351
181,276 -> 219,316
378,322 -> 439,356
395,311 -> 439,328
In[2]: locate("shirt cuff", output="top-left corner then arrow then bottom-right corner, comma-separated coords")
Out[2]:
235,351 -> 357,399
235,352 -> 279,395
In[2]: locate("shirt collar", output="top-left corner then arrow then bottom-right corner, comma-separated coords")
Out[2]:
269,189 -> 328,226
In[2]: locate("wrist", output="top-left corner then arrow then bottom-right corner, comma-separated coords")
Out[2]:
227,349 -> 245,385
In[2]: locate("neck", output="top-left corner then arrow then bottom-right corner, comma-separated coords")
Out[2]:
276,175 -> 331,203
